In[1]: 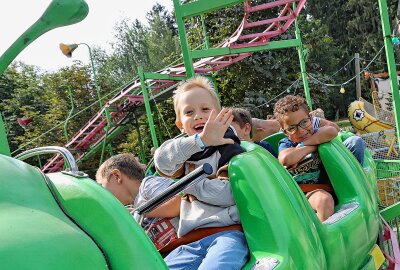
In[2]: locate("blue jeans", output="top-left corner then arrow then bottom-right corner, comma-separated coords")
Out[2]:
343,136 -> 366,166
164,230 -> 248,270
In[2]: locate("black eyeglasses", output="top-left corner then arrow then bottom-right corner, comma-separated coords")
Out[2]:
282,117 -> 312,135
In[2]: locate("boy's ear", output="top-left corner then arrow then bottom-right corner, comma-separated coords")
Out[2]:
244,123 -> 252,137
175,119 -> 183,132
111,169 -> 123,184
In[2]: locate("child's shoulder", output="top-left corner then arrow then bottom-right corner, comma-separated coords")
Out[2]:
142,176 -> 175,191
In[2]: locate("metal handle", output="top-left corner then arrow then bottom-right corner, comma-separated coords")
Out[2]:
15,146 -> 85,177
133,163 -> 213,223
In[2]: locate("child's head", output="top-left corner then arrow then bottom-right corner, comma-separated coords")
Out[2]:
310,108 -> 325,119
96,153 -> 144,205
273,95 -> 313,142
230,107 -> 252,141
173,75 -> 221,135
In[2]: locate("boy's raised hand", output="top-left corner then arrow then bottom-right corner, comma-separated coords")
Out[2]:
200,108 -> 234,147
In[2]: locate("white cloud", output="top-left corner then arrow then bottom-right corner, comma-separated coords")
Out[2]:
0,0 -> 173,72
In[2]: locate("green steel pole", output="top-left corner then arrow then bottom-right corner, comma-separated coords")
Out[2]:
294,7 -> 312,110
79,43 -> 103,108
154,112 -> 164,145
77,43 -> 112,129
378,0 -> 400,146
138,66 -> 159,149
78,43 -> 113,158
99,133 -> 108,165
133,115 -> 146,163
63,86 -> 74,142
201,15 -> 210,49
37,155 -> 42,168
0,116 -> 10,156
1,112 -> 9,135
173,0 -> 195,77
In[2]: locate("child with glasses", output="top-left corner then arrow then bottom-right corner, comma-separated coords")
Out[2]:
273,95 -> 338,221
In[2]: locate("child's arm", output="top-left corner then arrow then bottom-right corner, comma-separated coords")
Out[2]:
154,136 -> 202,177
185,178 -> 235,207
303,126 -> 338,146
319,118 -> 340,132
279,145 -> 318,168
252,118 -> 280,140
278,126 -> 337,167
145,195 -> 181,218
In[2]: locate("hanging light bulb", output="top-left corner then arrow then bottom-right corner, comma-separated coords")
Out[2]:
339,86 -> 345,94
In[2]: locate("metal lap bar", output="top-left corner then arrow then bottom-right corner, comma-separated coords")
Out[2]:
133,163 -> 213,224
15,146 -> 87,177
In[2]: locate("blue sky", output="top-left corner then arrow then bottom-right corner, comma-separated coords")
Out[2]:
0,0 -> 173,71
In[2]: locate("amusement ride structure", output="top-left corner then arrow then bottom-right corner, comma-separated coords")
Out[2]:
0,0 -> 400,269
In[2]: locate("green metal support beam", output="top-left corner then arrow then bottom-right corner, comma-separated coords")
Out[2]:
295,12 -> 312,110
378,0 -> 400,147
191,39 -> 301,59
180,0 -> 246,18
138,66 -> 159,149
63,86 -> 74,142
140,72 -> 186,81
173,0 -> 195,78
380,202 -> 400,222
201,15 -> 210,49
0,117 -> 10,156
133,114 -> 146,164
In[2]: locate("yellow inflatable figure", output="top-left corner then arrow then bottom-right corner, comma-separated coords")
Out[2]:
348,100 -> 393,134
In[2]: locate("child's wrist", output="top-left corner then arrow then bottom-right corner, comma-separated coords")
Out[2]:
195,133 -> 206,150
296,141 -> 305,148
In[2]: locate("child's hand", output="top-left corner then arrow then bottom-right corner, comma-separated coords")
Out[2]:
200,108 -> 234,147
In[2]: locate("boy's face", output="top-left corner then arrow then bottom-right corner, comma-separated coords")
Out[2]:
96,170 -> 139,205
176,87 -> 219,136
281,108 -> 313,143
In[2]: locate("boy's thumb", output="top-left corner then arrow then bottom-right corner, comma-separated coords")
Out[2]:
222,138 -> 234,145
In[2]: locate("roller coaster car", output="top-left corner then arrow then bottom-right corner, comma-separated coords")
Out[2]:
0,133 -> 382,270
230,133 -> 380,269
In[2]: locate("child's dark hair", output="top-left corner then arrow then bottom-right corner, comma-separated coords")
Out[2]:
230,107 -> 253,130
96,153 -> 144,182
273,95 -> 310,125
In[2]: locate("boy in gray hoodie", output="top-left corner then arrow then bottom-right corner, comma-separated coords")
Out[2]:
154,75 -> 248,270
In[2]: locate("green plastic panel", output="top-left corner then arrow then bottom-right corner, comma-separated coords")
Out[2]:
230,142 -> 326,269
263,131 -> 286,154
229,140 -> 379,270
317,140 -> 379,269
0,155 -> 107,270
47,172 -> 168,270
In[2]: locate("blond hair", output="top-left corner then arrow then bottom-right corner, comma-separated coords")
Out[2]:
173,75 -> 220,123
